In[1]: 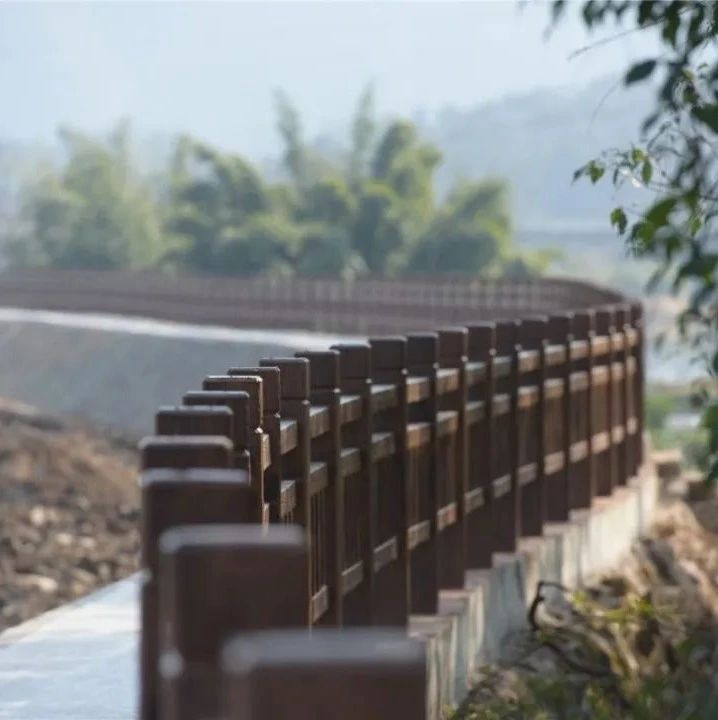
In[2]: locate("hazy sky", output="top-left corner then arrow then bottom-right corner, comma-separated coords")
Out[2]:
0,1 -> 658,155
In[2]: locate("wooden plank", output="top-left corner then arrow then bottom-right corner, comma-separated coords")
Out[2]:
465,360 -> 486,387
436,502 -> 458,531
279,419 -> 298,454
406,520 -> 431,550
340,560 -> 364,596
436,410 -> 459,437
464,485 -> 485,513
338,394 -> 363,424
311,586 -> 329,623
308,461 -> 328,495
406,421 -> 431,449
280,479 -> 296,518
370,383 -> 397,411
544,451 -> 565,476
406,376 -> 431,403
372,537 -> 398,573
436,367 -> 460,394
492,473 -> 512,498
517,462 -> 538,487
466,400 -> 485,426
308,405 -> 330,439
339,447 -> 361,477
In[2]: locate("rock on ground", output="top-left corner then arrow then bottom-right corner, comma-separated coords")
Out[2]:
0,398 -> 138,631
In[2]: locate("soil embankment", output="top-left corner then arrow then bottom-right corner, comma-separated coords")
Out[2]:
0,398 -> 138,631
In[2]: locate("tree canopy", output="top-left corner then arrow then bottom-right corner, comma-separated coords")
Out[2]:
551,1 -> 718,481
5,89 -> 544,281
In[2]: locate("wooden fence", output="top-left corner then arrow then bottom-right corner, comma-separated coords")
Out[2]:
134,282 -> 644,720
0,268 -> 623,334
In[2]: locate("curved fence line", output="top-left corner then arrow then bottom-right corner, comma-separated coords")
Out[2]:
0,269 -> 627,334
129,272 -> 645,720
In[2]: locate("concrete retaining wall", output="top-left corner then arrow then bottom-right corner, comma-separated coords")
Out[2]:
415,459 -> 659,717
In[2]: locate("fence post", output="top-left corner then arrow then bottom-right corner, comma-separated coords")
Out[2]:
571,311 -> 595,509
406,332 -> 440,614
260,357 -> 313,625
155,406 -> 234,439
202,376 -> 271,521
140,436 -> 233,471
629,302 -> 645,472
226,367 -> 282,519
517,316 -> 548,537
546,313 -> 572,520
294,350 -> 343,626
613,305 -> 630,486
368,337 -> 411,624
181,390 -> 263,514
139,466 -> 254,720
437,326 -> 469,587
221,629 -> 427,720
157,525 -> 307,720
465,322 -> 496,568
330,342 -> 375,625
594,307 -> 617,496
137,436 -> 234,720
494,320 -> 520,553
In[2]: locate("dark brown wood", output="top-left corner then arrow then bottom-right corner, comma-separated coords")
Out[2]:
202,375 -> 270,520
294,350 -> 343,626
139,436 -> 233,470
132,279 -> 646,719
330,342 -> 374,625
369,337 -> 411,624
405,333 -> 440,614
465,322 -> 495,568
517,316 -> 547,537
437,326 -> 468,587
546,313 -> 572,520
594,307 -> 617,496
158,525 -> 307,720
571,310 -> 595,509
260,357 -> 313,624
226,366 -> 283,518
139,468 -> 254,720
493,320 -> 520,554
222,629 -> 427,720
629,302 -> 645,472
155,406 -> 233,439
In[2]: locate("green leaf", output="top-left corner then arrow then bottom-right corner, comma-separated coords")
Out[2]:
690,215 -> 703,236
641,160 -> 653,185
625,59 -> 657,85
692,104 -> 718,132
645,197 -> 678,228
587,161 -> 605,184
610,207 -> 628,235
703,403 -> 718,431
630,148 -> 646,164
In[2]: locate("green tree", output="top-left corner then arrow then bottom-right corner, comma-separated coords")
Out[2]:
7,122 -> 164,269
551,1 -> 718,480
347,83 -> 376,191
165,137 -> 274,272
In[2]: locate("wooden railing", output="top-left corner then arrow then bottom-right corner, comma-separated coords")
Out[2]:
134,288 -> 645,719
0,268 -> 623,334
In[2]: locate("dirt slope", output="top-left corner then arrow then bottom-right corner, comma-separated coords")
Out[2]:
0,398 -> 138,631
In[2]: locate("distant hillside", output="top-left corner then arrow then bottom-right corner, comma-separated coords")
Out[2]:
421,76 -> 652,226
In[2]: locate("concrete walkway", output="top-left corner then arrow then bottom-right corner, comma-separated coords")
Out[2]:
0,575 -> 138,720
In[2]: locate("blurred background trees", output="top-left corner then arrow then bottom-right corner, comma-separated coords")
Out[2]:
5,88 -> 543,280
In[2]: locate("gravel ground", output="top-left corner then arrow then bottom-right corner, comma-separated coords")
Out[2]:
0,398 -> 138,631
